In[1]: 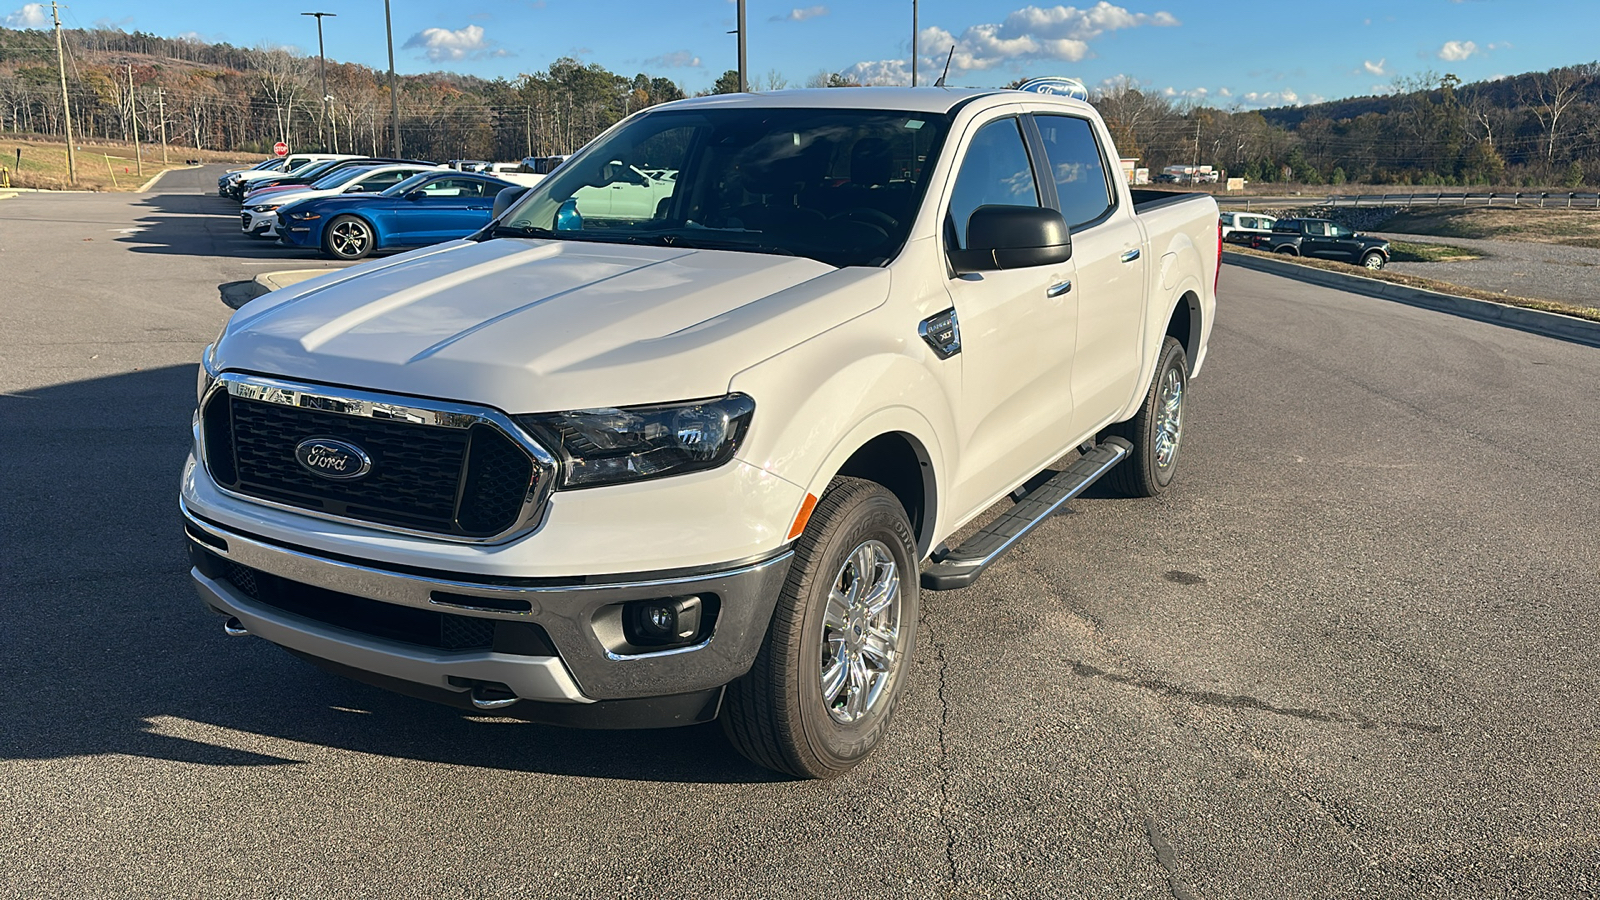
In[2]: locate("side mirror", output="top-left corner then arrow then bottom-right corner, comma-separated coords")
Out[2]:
948,206 -> 1072,274
406,191 -> 425,201
345,185 -> 364,193
555,197 -> 583,232
491,186 -> 529,220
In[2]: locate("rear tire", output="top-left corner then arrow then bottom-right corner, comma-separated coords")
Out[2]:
1103,336 -> 1188,498
722,477 -> 919,779
1276,246 -> 1298,256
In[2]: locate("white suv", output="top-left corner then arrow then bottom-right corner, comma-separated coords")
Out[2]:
1219,210 -> 1276,243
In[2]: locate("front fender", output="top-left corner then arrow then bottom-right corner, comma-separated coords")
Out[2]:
730,318 -> 954,557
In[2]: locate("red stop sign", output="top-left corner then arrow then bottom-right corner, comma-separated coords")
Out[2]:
273,142 -> 289,157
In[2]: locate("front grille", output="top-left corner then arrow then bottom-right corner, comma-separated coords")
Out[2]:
202,390 -> 538,538
220,560 -> 554,656
241,212 -> 252,229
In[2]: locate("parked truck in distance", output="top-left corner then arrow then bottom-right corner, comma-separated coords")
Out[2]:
183,86 -> 1220,778
1248,217 -> 1390,268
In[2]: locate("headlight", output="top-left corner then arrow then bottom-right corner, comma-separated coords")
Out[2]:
251,204 -> 279,212
196,323 -> 228,404
289,211 -> 322,220
517,394 -> 755,489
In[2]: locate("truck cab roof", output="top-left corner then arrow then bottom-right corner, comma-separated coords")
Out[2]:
656,87 -> 1095,117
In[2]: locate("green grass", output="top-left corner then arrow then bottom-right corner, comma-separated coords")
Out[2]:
1387,241 -> 1479,263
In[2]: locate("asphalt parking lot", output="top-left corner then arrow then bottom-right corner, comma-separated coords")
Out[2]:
1377,231 -> 1600,310
2,167 -> 1597,899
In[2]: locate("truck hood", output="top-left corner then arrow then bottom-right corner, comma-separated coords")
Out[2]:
218,238 -> 888,412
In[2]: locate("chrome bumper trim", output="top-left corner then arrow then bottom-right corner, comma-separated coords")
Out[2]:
193,569 -> 593,703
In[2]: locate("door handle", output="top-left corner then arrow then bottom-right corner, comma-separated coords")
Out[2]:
1120,248 -> 1141,263
1047,280 -> 1072,298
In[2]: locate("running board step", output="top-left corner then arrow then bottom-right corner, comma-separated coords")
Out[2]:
920,437 -> 1132,591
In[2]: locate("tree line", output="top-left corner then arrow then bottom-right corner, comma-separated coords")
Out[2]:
1,25 -> 1595,187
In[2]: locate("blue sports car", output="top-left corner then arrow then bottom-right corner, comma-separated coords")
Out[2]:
278,171 -> 521,260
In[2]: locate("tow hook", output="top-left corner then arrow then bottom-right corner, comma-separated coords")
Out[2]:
470,684 -> 521,710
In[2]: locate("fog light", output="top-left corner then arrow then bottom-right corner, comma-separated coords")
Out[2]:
625,596 -> 703,647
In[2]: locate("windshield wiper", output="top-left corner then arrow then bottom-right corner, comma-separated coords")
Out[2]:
488,224 -> 560,240
656,234 -> 797,257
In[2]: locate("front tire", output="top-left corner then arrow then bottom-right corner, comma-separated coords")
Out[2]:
1103,335 -> 1188,498
1361,251 -> 1385,270
323,215 -> 375,260
722,477 -> 920,779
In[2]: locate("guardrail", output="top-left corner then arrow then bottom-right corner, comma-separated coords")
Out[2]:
1324,191 -> 1600,209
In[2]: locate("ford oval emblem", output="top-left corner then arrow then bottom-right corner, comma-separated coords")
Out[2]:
294,437 -> 373,480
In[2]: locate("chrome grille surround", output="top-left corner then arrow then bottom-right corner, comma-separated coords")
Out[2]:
200,372 -> 558,544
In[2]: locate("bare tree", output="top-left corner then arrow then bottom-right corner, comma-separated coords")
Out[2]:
1520,64 -> 1595,161
254,45 -> 307,145
762,69 -> 789,92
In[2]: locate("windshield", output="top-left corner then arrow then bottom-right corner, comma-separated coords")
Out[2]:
312,165 -> 378,190
285,159 -> 332,177
496,108 -> 951,267
383,172 -> 434,196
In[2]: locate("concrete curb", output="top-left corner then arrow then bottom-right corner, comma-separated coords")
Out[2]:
1224,252 -> 1600,349
255,269 -> 339,292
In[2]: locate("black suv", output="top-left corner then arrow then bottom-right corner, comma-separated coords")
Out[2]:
1249,218 -> 1390,269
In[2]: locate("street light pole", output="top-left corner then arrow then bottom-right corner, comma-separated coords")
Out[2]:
384,0 -> 400,156
736,0 -> 747,92
911,0 -> 918,87
301,12 -> 335,151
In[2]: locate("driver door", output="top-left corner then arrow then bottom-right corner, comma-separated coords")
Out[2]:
940,113 -> 1079,516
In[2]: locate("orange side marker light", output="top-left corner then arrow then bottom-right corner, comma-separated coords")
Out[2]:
787,493 -> 819,540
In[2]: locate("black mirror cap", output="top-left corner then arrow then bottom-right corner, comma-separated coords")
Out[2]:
950,205 -> 1072,274
491,186 -> 530,220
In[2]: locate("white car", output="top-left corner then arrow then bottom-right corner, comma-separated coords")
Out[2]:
1219,210 -> 1276,243
240,164 -> 439,238
185,87 -> 1218,778
224,154 -> 358,198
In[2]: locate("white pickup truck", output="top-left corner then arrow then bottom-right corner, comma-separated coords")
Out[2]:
183,87 -> 1218,778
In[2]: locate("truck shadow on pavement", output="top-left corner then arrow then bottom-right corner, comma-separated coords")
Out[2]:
0,365 -> 782,783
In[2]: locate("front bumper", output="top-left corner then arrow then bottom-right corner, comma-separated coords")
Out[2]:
184,503 -> 792,708
240,209 -> 279,237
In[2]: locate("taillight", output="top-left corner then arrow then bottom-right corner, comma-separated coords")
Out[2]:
1214,221 -> 1223,296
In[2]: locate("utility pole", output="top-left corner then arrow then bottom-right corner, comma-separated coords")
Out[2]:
302,12 -> 335,151
911,0 -> 918,87
157,87 -> 167,166
524,106 -> 531,159
127,63 -> 142,177
384,0 -> 400,157
50,0 -> 76,183
736,0 -> 747,92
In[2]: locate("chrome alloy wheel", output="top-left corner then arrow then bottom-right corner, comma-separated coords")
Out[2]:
820,539 -> 902,725
1363,253 -> 1384,269
1153,365 -> 1184,471
329,219 -> 371,257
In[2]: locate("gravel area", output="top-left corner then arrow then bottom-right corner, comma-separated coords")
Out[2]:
1374,232 -> 1600,309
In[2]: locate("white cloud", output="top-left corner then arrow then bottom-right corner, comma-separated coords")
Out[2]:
1236,89 -> 1324,108
1438,40 -> 1479,61
403,25 -> 508,62
863,3 -> 1178,78
3,3 -> 49,27
839,59 -> 912,86
645,50 -> 702,69
770,5 -> 828,22
1362,58 -> 1387,76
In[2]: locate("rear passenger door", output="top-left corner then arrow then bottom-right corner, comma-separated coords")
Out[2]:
1028,112 -> 1147,439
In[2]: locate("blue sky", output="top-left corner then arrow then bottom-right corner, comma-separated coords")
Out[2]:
6,0 -> 1597,107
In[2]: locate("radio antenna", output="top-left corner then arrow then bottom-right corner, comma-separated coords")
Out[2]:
934,46 -> 955,87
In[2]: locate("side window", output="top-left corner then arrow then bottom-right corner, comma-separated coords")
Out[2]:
1304,221 -> 1328,236
420,178 -> 473,197
947,118 -> 1039,249
1032,114 -> 1113,230
360,171 -> 408,191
